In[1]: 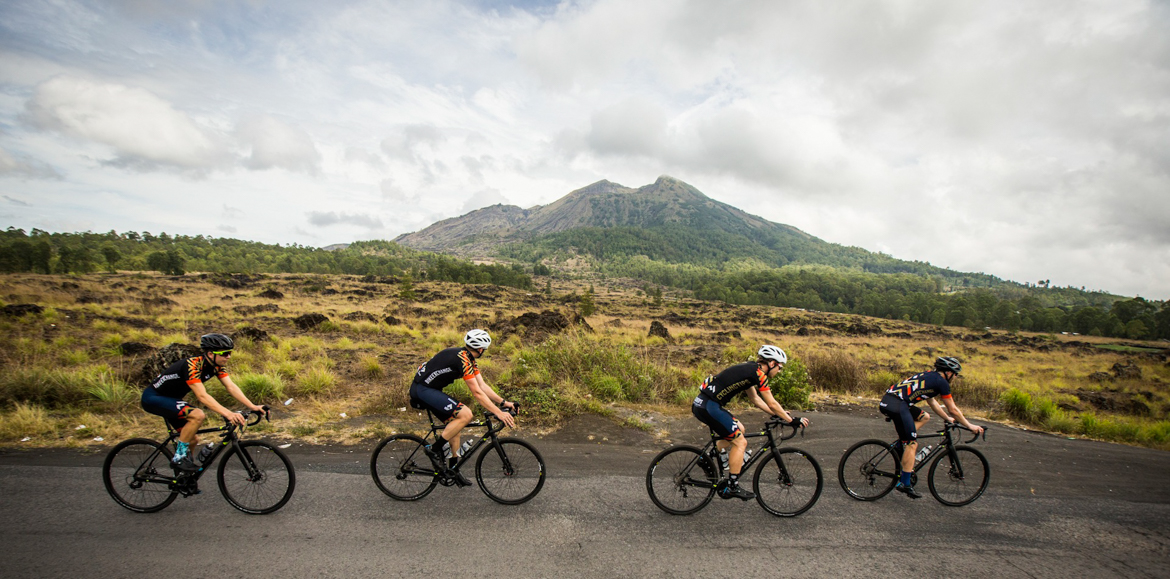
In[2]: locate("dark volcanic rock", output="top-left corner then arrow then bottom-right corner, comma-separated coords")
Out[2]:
648,320 -> 671,340
293,313 -> 330,330
1,304 -> 43,317
119,342 -> 155,356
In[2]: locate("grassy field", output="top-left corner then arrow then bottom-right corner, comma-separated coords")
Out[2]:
1,272 -> 1168,450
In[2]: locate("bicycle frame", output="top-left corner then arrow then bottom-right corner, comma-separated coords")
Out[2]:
888,422 -> 984,480
420,408 -> 511,474
671,419 -> 801,487
137,412 -> 265,489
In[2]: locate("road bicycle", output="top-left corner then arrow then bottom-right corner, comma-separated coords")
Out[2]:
646,416 -> 823,517
370,404 -> 545,505
837,421 -> 989,506
102,409 -> 295,514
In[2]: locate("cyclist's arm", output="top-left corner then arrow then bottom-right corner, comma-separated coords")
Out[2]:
757,389 -> 808,426
189,381 -> 246,426
466,374 -> 515,428
219,375 -> 266,413
941,396 -> 982,434
927,397 -> 952,422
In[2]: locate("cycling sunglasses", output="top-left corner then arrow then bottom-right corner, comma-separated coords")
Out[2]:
211,350 -> 233,357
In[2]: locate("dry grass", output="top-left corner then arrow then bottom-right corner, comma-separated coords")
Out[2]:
0,272 -> 1166,449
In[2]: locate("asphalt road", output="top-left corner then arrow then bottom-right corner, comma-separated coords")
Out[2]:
2,410 -> 1168,578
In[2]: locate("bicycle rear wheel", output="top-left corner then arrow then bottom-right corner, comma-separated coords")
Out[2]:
928,445 -> 989,506
753,448 -> 823,517
646,445 -> 717,515
371,434 -> 439,501
837,439 -> 898,501
475,437 -> 546,505
102,438 -> 179,513
217,441 -> 296,514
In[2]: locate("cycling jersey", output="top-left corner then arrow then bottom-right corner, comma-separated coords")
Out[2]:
411,347 -> 480,390
142,355 -> 226,429
697,363 -> 770,404
884,371 -> 951,404
147,355 -> 229,399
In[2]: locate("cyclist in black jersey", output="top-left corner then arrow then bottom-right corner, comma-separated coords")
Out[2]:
692,345 -> 808,500
409,329 -> 515,487
878,356 -> 984,498
141,333 -> 267,473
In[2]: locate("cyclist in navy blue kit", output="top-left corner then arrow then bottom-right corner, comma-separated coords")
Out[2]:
141,333 -> 267,473
692,345 -> 808,500
409,329 -> 515,487
879,356 -> 984,499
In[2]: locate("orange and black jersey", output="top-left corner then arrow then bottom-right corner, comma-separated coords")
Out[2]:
885,371 -> 952,404
698,362 -> 770,404
412,347 -> 480,391
148,355 -> 229,399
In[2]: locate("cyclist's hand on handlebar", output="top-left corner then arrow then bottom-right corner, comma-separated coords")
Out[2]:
224,411 -> 247,427
495,407 -> 516,429
790,416 -> 809,428
969,424 -> 984,436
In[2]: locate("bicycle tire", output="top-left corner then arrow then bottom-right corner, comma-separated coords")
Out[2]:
753,448 -> 823,517
475,437 -> 546,505
837,439 -> 898,501
217,441 -> 296,514
102,438 -> 179,513
928,445 -> 989,506
371,434 -> 439,501
646,445 -> 717,515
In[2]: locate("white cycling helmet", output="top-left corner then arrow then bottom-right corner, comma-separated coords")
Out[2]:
757,345 -> 787,365
464,329 -> 492,350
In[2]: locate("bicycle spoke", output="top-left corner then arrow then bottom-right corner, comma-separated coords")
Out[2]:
371,434 -> 438,501
217,441 -> 295,514
754,449 -> 823,517
476,438 -> 545,505
928,446 -> 989,506
102,439 -> 178,513
837,440 -> 898,501
646,446 -> 716,515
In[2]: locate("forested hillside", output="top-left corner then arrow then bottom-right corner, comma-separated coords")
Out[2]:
0,228 -> 532,289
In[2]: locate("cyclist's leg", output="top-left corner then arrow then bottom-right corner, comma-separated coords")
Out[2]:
444,405 -> 472,463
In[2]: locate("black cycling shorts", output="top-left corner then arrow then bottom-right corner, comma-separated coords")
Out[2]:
879,394 -> 924,444
409,382 -> 465,421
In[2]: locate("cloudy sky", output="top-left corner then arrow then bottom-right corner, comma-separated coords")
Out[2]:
0,1 -> 1166,298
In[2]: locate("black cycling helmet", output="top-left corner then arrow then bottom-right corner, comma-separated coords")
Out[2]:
934,356 -> 962,374
200,333 -> 235,351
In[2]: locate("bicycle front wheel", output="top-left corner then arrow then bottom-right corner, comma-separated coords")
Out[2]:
102,438 -> 179,513
928,445 -> 989,506
646,445 -> 717,515
475,437 -> 546,505
371,434 -> 439,501
838,439 -> 898,501
217,441 -> 296,514
753,448 -> 823,517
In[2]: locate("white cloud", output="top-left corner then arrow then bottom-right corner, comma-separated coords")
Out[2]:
462,187 -> 511,213
307,210 -> 384,229
236,115 -> 322,174
0,0 -> 1165,298
24,76 -> 226,172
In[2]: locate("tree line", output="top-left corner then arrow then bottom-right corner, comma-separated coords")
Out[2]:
0,228 -> 532,290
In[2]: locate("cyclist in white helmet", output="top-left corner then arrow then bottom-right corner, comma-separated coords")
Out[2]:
408,329 -> 515,486
691,345 -> 809,500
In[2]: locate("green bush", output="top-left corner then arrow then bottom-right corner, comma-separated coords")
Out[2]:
1001,388 -> 1032,421
769,358 -> 812,410
236,373 -> 286,403
296,367 -> 337,396
587,372 -> 625,402
0,367 -> 125,408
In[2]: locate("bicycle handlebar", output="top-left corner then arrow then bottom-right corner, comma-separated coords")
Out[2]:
765,416 -> 803,441
945,421 -> 987,444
